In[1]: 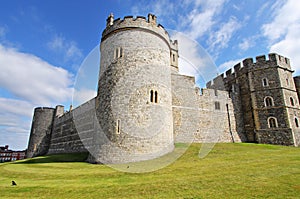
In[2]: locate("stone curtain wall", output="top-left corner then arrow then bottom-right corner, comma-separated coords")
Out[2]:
171,73 -> 200,143
196,89 -> 241,143
171,73 -> 241,143
47,99 -> 98,154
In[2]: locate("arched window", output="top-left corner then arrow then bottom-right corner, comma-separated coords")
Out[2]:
262,78 -> 269,87
295,118 -> 299,128
268,117 -> 278,128
264,96 -> 274,107
290,97 -> 295,106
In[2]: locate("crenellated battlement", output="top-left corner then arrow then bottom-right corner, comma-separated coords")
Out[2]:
207,53 -> 292,88
102,13 -> 172,48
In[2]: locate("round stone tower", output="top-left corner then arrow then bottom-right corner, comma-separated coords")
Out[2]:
26,107 -> 56,158
94,13 -> 174,164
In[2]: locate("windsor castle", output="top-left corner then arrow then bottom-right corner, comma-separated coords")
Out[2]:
27,14 -> 300,164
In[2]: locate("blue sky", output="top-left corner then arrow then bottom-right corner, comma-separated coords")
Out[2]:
1,0 -> 299,150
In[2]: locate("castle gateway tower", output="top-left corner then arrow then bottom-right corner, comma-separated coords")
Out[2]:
93,14 -> 175,163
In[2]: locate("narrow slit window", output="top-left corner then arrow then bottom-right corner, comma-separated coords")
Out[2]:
172,54 -> 175,62
154,91 -> 158,103
119,47 -> 123,57
114,47 -> 123,59
290,97 -> 295,106
116,120 -> 120,134
150,90 -> 153,102
115,48 -> 119,59
295,118 -> 299,128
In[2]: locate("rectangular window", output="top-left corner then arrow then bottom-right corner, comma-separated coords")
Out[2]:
215,101 -> 220,110
150,90 -> 153,102
214,89 -> 218,96
114,47 -> 123,59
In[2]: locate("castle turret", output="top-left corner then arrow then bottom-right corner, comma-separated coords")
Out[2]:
26,107 -> 56,158
94,13 -> 174,163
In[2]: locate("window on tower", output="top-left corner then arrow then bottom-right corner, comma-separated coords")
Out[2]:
215,101 -> 220,110
264,96 -> 274,107
262,78 -> 269,87
114,47 -> 123,59
116,119 -> 121,134
150,90 -> 153,103
268,117 -> 278,128
290,97 -> 295,106
295,118 -> 299,128
150,89 -> 158,103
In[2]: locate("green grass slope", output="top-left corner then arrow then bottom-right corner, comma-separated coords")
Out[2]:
0,143 -> 299,198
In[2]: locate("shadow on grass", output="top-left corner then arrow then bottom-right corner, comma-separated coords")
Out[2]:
13,152 -> 89,164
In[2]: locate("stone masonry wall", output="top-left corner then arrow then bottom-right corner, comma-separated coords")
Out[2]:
171,73 -> 241,143
207,53 -> 300,146
27,107 -> 55,158
171,73 -> 200,143
47,99 -> 98,154
94,17 -> 174,164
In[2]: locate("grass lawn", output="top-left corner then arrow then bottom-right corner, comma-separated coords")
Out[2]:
0,143 -> 299,198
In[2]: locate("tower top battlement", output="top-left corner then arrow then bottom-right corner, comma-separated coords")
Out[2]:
207,53 -> 292,87
102,13 -> 177,49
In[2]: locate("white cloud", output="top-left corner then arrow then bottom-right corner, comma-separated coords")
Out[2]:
184,0 -> 226,40
261,0 -> 300,73
0,99 -> 34,150
262,0 -> 300,41
270,24 -> 300,73
0,44 -> 75,150
131,0 -> 227,42
47,35 -> 64,50
218,59 -> 243,74
0,98 -> 34,117
72,88 -> 96,107
0,44 -> 73,105
152,0 -> 175,18
256,2 -> 271,18
47,35 -> 83,62
238,36 -> 256,51
0,26 -> 6,38
208,16 -> 241,52
232,4 -> 241,11
170,32 -> 218,87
